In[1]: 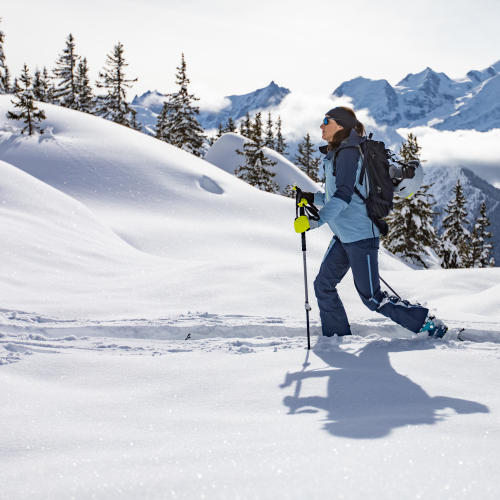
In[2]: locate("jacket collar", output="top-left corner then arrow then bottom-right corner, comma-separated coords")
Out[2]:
319,128 -> 365,156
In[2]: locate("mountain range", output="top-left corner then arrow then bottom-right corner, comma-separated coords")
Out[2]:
132,59 -> 500,135
333,60 -> 500,132
131,81 -> 291,135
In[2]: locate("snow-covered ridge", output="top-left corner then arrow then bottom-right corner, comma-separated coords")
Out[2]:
131,80 -> 291,134
333,60 -> 500,132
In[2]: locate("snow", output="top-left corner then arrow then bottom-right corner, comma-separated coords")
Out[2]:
204,132 -> 321,194
1,95 -> 500,499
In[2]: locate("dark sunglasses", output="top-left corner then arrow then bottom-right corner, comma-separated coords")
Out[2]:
323,116 -> 335,125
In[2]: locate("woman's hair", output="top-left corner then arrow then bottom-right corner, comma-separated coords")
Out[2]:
328,106 -> 365,152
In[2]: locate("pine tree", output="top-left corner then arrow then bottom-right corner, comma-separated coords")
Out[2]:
11,77 -> 19,94
275,115 -> 288,156
382,133 -> 438,267
53,33 -> 79,109
399,132 -> 421,161
440,178 -> 470,269
216,122 -> 224,138
235,117 -> 279,193
74,57 -> 94,113
0,17 -> 10,94
7,64 -> 46,135
3,66 -> 11,93
32,69 -> 43,99
264,112 -> 275,148
224,117 -> 236,133
253,112 -> 263,141
469,200 -> 495,267
295,133 -> 321,182
95,42 -> 138,128
239,112 -> 251,138
32,67 -> 54,103
129,107 -> 142,132
155,99 -> 174,142
156,53 -> 205,155
383,184 -> 438,267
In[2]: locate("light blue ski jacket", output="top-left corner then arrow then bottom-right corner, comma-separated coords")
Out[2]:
313,129 -> 380,243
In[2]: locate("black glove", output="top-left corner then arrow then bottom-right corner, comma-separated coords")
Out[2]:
297,191 -> 315,206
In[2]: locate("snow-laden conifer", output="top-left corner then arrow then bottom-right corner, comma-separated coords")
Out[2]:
7,63 -> 46,135
384,184 -> 438,267
224,117 -> 236,133
75,58 -> 94,113
235,114 -> 279,193
264,112 -> 275,149
32,67 -> 55,103
382,133 -> 438,267
216,122 -> 224,138
155,99 -> 174,142
155,53 -> 205,156
440,179 -> 470,268
469,200 -> 495,267
275,115 -> 288,156
239,112 -> 251,138
295,133 -> 321,182
95,42 -> 137,128
53,33 -> 79,109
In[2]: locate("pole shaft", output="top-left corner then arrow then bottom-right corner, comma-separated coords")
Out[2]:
302,236 -> 311,350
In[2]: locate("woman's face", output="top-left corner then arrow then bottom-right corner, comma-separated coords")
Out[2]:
321,117 -> 344,142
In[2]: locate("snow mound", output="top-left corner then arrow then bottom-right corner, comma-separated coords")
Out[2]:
204,132 -> 321,193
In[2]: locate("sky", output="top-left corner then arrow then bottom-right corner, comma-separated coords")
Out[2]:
2,0 -> 500,108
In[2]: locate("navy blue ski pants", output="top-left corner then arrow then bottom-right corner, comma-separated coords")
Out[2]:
313,237 -> 428,336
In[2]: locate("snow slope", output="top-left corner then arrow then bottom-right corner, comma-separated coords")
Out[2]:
0,96 -> 335,319
204,132 -> 321,194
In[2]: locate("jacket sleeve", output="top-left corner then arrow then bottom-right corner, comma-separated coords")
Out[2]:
317,148 -> 359,227
313,191 -> 325,207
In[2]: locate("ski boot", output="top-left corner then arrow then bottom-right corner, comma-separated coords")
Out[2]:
419,315 -> 448,338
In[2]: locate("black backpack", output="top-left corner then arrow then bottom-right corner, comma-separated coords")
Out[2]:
335,133 -> 414,236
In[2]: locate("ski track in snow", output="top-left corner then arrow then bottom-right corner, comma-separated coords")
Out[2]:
2,308 -> 499,367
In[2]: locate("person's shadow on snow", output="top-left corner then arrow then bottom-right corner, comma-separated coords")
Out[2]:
280,338 -> 489,439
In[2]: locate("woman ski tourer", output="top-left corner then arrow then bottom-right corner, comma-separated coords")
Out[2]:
294,106 -> 447,338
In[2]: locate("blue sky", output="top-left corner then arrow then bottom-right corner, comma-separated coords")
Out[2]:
2,0 -> 500,106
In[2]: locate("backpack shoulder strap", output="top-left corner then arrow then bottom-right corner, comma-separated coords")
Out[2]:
357,144 -> 367,185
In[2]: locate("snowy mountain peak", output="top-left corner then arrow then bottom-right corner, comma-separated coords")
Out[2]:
131,81 -> 290,133
396,67 -> 453,92
195,81 -> 290,130
131,90 -> 167,114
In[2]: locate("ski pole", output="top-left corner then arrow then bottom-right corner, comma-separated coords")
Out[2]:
379,275 -> 401,299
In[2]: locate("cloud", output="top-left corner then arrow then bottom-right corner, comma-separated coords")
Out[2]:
397,126 -> 500,184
